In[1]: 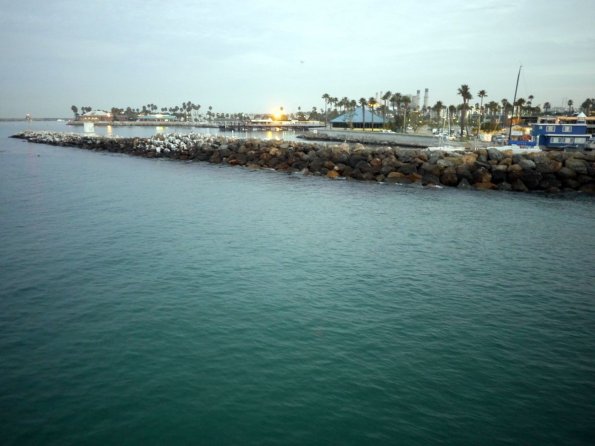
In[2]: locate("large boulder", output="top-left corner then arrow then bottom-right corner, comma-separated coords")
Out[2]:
518,158 -> 536,170
475,181 -> 496,190
355,160 -> 373,174
565,158 -> 589,175
456,164 -> 473,182
398,163 -> 417,175
491,165 -> 508,183
421,162 -> 442,177
421,173 -> 440,186
520,170 -> 542,189
473,167 -> 492,184
511,179 -> 529,192
440,167 -> 459,186
437,158 -> 455,169
497,182 -> 512,191
535,157 -> 562,174
369,157 -> 383,174
539,174 -> 561,190
507,164 -> 524,181
396,152 -> 415,163
461,153 -> 478,165
487,147 -> 505,161
556,167 -> 577,179
386,172 -> 412,184
579,183 -> 595,194
457,178 -> 472,189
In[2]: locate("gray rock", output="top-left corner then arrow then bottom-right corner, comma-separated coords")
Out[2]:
521,170 -> 542,189
421,162 -> 442,177
519,159 -> 536,170
440,167 -> 459,186
457,178 -> 472,189
565,158 -> 588,175
511,179 -> 529,192
557,167 -> 577,179
487,147 -> 504,161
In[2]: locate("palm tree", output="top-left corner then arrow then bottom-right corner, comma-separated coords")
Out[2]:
381,91 -> 392,129
322,93 -> 330,126
390,93 -> 401,130
567,99 -> 574,114
368,97 -> 378,130
348,100 -> 357,129
432,101 -> 444,123
359,98 -> 367,131
402,96 -> 411,132
446,105 -> 456,134
515,98 -> 526,117
71,105 -> 78,119
457,84 -> 473,137
340,97 -> 350,114
501,99 -> 513,128
477,89 -> 487,136
432,101 -> 444,132
527,95 -> 534,114
543,102 -> 551,115
486,101 -> 499,131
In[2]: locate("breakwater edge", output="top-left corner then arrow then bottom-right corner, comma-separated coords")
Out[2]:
12,130 -> 595,194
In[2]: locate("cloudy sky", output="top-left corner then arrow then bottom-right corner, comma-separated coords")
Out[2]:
1,0 -> 593,118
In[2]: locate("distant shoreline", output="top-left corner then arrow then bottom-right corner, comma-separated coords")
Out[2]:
0,118 -> 68,122
66,120 -> 216,127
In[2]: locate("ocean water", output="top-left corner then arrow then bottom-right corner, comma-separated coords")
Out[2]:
1,121 -> 594,445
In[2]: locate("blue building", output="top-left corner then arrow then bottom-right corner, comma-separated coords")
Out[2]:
331,107 -> 385,129
531,113 -> 591,150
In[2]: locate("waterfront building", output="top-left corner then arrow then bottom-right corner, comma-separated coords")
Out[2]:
331,107 -> 385,129
80,110 -> 112,122
531,113 -> 591,149
137,113 -> 178,122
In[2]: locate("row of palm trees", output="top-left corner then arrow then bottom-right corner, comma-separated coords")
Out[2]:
321,89 -> 594,137
321,93 -> 413,130
71,101 -> 209,122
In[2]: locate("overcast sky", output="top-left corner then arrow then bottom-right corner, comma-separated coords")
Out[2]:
1,0 -> 593,118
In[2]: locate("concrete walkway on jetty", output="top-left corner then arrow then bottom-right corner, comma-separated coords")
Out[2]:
299,129 -> 494,150
11,131 -> 595,194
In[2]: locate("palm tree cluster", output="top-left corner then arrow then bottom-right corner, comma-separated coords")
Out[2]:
321,92 -> 415,131
320,87 -> 595,138
71,101 -> 202,121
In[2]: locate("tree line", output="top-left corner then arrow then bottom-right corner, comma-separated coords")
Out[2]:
319,90 -> 594,136
69,92 -> 593,136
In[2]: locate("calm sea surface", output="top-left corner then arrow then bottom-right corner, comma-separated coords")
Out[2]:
1,121 -> 594,445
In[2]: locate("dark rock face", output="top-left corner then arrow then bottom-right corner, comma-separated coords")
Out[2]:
11,131 -> 595,194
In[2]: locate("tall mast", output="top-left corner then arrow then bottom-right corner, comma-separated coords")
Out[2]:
508,65 -> 522,143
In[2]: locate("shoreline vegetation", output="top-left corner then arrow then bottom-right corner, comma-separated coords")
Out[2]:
12,131 -> 595,194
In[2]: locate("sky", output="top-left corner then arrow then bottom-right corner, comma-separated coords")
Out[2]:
1,0 -> 593,118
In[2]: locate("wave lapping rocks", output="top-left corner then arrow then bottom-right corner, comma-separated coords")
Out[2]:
11,131 -> 595,194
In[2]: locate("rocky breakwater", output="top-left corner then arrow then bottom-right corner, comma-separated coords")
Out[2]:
12,131 -> 595,194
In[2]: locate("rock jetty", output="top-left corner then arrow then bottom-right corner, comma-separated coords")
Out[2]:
11,131 -> 595,194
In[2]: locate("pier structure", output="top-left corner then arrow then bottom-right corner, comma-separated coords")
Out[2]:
219,120 -> 326,132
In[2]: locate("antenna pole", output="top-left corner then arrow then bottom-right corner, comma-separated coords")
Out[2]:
508,65 -> 522,144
